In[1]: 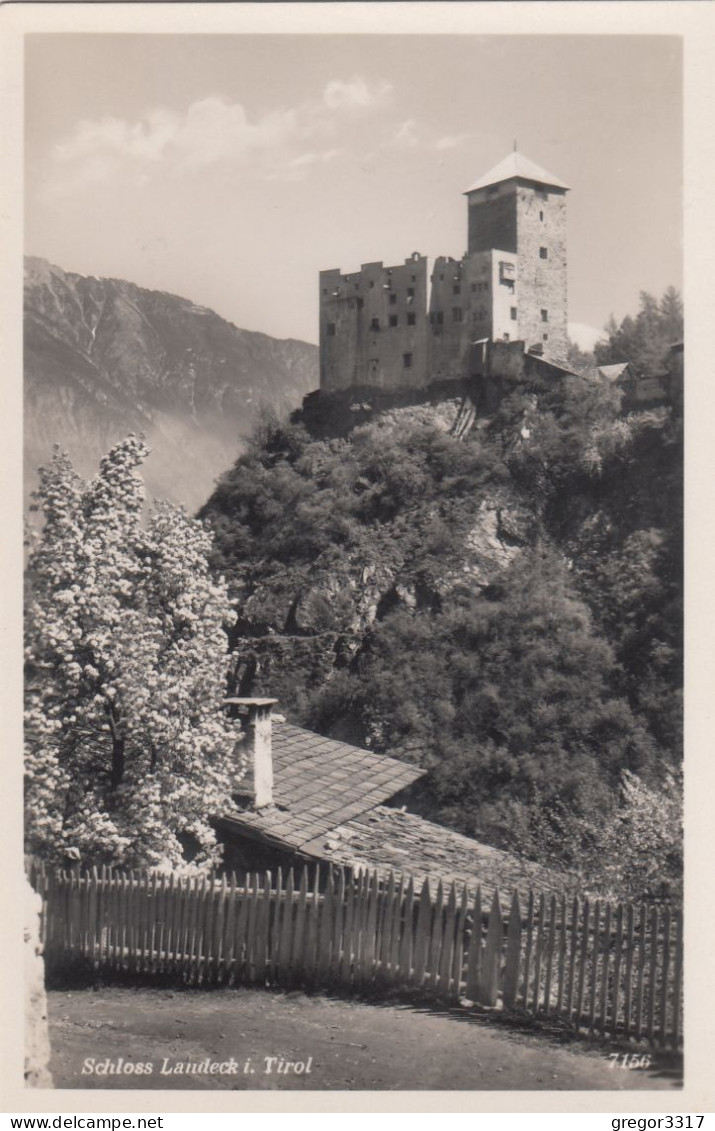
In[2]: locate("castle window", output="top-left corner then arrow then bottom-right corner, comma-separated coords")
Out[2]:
407,287 -> 415,298
539,211 -> 544,221
322,288 -> 328,295
543,333 -> 549,341
452,308 -> 463,323
403,353 -> 413,369
371,317 -> 380,331
389,315 -> 398,328
499,261 -> 515,283
510,307 -> 517,321
503,333 -> 510,341
407,313 -> 416,326
389,293 -> 397,305
471,283 -> 477,292
327,322 -> 336,336
539,247 -> 548,259
357,298 -> 364,310
541,309 -> 549,322
369,281 -> 375,288
453,284 -> 461,296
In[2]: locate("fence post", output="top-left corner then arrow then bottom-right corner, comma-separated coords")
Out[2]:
340,869 -> 356,986
672,908 -> 683,1049
531,893 -> 545,1012
412,878 -> 432,989
439,882 -> 458,999
588,900 -> 601,1033
555,895 -> 568,1016
543,894 -> 557,1015
610,903 -> 624,1037
426,881 -> 444,991
464,887 -> 482,1002
646,905 -> 660,1043
277,868 -> 295,986
292,866 -> 309,985
388,875 -> 405,981
634,903 -> 648,1040
503,891 -> 522,1009
450,885 -> 470,1001
521,890 -> 535,1009
658,906 -> 671,1048
599,901 -> 612,1036
622,903 -> 635,1039
397,877 -> 414,985
331,867 -> 346,982
316,869 -> 334,984
478,889 -> 502,1007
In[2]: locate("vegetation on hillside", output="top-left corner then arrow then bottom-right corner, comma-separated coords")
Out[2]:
594,287 -> 683,375
199,300 -> 683,900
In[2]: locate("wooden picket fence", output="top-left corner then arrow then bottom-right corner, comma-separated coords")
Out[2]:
29,863 -> 683,1050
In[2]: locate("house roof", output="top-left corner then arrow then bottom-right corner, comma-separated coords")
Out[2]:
220,721 -> 425,856
598,362 -> 631,382
306,804 -> 576,903
464,151 -> 570,195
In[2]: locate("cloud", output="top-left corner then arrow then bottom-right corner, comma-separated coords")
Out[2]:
322,77 -> 392,111
387,119 -> 420,150
265,148 -> 342,183
42,78 -> 390,198
435,134 -> 465,151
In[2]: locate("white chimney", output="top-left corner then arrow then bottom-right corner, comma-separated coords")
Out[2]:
225,697 -> 278,809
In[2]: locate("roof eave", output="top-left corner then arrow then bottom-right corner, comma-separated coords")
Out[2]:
463,174 -> 570,196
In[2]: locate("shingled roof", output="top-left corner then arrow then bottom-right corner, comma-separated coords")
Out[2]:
310,805 -> 576,904
219,721 -> 424,856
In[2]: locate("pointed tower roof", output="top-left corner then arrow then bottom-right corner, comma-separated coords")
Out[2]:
464,151 -> 569,194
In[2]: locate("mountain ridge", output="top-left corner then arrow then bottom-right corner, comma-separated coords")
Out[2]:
24,256 -> 319,512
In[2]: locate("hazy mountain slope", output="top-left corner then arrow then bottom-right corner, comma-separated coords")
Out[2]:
24,257 -> 319,511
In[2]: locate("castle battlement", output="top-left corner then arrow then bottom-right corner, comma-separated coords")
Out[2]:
319,151 -> 569,395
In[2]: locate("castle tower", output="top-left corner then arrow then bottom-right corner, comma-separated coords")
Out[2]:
463,151 -> 569,359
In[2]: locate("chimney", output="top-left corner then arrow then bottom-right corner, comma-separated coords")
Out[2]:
225,697 -> 278,809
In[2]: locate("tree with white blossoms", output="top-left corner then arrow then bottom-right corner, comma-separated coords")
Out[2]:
24,435 -> 245,870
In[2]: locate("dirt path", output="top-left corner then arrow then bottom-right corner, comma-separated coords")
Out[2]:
47,986 -> 681,1092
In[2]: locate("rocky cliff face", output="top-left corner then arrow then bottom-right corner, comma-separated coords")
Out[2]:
24,257 -> 319,512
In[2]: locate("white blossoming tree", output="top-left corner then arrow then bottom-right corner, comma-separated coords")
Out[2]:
24,435 -> 244,870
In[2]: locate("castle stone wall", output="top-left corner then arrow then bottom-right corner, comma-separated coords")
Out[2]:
320,255 -> 428,393
514,184 -> 568,359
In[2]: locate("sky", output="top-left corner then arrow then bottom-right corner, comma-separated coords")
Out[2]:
25,34 -> 682,347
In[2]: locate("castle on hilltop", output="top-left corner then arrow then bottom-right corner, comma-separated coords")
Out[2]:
319,150 -> 570,396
